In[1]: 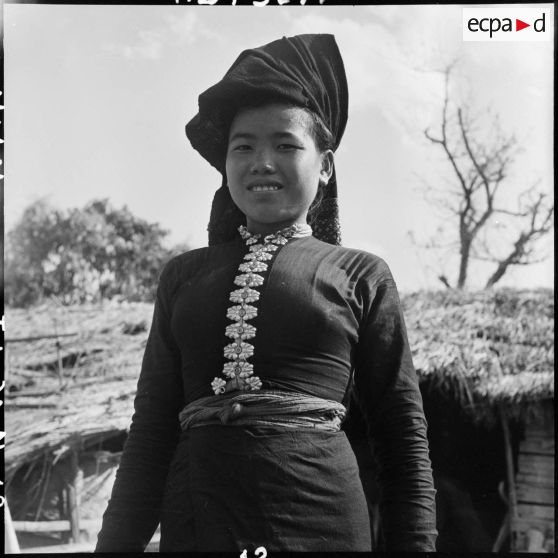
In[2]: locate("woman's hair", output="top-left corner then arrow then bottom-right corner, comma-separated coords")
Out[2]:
295,107 -> 334,226
229,98 -> 334,226
301,107 -> 335,153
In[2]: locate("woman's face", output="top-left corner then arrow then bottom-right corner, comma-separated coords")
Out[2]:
226,103 -> 333,235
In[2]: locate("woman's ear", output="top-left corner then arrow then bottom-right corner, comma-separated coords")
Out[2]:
320,150 -> 334,184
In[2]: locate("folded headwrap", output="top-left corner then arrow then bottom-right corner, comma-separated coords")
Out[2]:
185,34 -> 348,246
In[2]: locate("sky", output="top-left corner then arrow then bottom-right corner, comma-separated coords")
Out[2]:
3,3 -> 554,292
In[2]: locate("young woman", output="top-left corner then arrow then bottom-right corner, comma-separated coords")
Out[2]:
96,34 -> 437,552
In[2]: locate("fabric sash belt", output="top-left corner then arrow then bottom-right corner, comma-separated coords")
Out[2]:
179,390 -> 347,432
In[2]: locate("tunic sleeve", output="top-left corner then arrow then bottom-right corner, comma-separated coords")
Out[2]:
95,260 -> 185,552
352,263 -> 437,552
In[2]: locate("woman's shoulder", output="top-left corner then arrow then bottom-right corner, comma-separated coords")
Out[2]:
308,237 -> 393,283
159,241 -> 237,286
161,246 -> 205,277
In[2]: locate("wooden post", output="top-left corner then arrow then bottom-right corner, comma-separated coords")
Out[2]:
4,500 -> 21,553
58,488 -> 66,523
66,449 -> 82,543
56,338 -> 64,390
499,404 -> 518,549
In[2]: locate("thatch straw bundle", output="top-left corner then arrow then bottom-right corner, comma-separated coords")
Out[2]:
403,288 -> 553,425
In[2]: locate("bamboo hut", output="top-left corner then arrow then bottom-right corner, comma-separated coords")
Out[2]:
4,290 -> 554,552
404,288 -> 554,553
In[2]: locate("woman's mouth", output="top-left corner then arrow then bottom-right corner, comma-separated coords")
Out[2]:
248,183 -> 283,192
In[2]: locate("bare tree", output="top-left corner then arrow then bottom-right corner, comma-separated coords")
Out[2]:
422,65 -> 553,289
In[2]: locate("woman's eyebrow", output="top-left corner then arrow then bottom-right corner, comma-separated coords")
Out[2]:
273,132 -> 299,140
229,132 -> 256,142
229,131 -> 300,142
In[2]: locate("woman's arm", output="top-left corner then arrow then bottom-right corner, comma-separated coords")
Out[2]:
353,269 -> 437,552
95,260 -> 185,552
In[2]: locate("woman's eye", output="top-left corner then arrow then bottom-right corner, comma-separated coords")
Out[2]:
232,144 -> 251,152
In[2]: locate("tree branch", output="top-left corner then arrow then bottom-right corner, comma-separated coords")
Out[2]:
438,274 -> 452,289
485,197 -> 554,288
458,107 -> 493,203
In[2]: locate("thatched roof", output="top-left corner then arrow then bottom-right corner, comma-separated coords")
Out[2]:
5,289 -> 553,475
403,288 -> 553,424
5,301 -> 152,480
5,379 -> 136,481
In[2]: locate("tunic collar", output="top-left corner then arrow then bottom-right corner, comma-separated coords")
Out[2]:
238,223 -> 313,244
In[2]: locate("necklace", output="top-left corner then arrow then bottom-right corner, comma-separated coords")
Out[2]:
238,223 -> 313,244
210,223 -> 312,395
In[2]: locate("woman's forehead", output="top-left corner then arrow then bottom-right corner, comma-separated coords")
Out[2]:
229,103 -> 311,137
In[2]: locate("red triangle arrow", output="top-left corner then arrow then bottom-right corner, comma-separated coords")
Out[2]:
516,19 -> 530,31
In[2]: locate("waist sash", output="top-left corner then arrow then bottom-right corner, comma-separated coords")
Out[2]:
179,390 -> 346,432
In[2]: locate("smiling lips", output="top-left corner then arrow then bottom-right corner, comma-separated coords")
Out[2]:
248,183 -> 283,192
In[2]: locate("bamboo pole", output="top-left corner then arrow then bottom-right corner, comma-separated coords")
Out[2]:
56,338 -> 64,391
58,488 -> 66,524
499,403 -> 518,550
492,510 -> 510,552
4,500 -> 21,553
12,519 -> 101,533
33,458 -> 52,522
5,332 -> 78,343
66,449 -> 82,543
5,402 -> 58,409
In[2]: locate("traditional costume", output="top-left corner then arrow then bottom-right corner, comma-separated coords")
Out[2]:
96,34 -> 437,552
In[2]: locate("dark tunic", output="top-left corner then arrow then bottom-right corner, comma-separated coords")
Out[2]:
95,234 -> 437,552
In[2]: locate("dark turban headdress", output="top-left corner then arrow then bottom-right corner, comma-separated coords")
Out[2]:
185,33 -> 348,246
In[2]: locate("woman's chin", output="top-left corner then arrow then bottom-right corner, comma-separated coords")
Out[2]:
245,214 -> 304,234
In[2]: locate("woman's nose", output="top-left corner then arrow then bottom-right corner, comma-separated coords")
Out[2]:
250,151 -> 276,174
